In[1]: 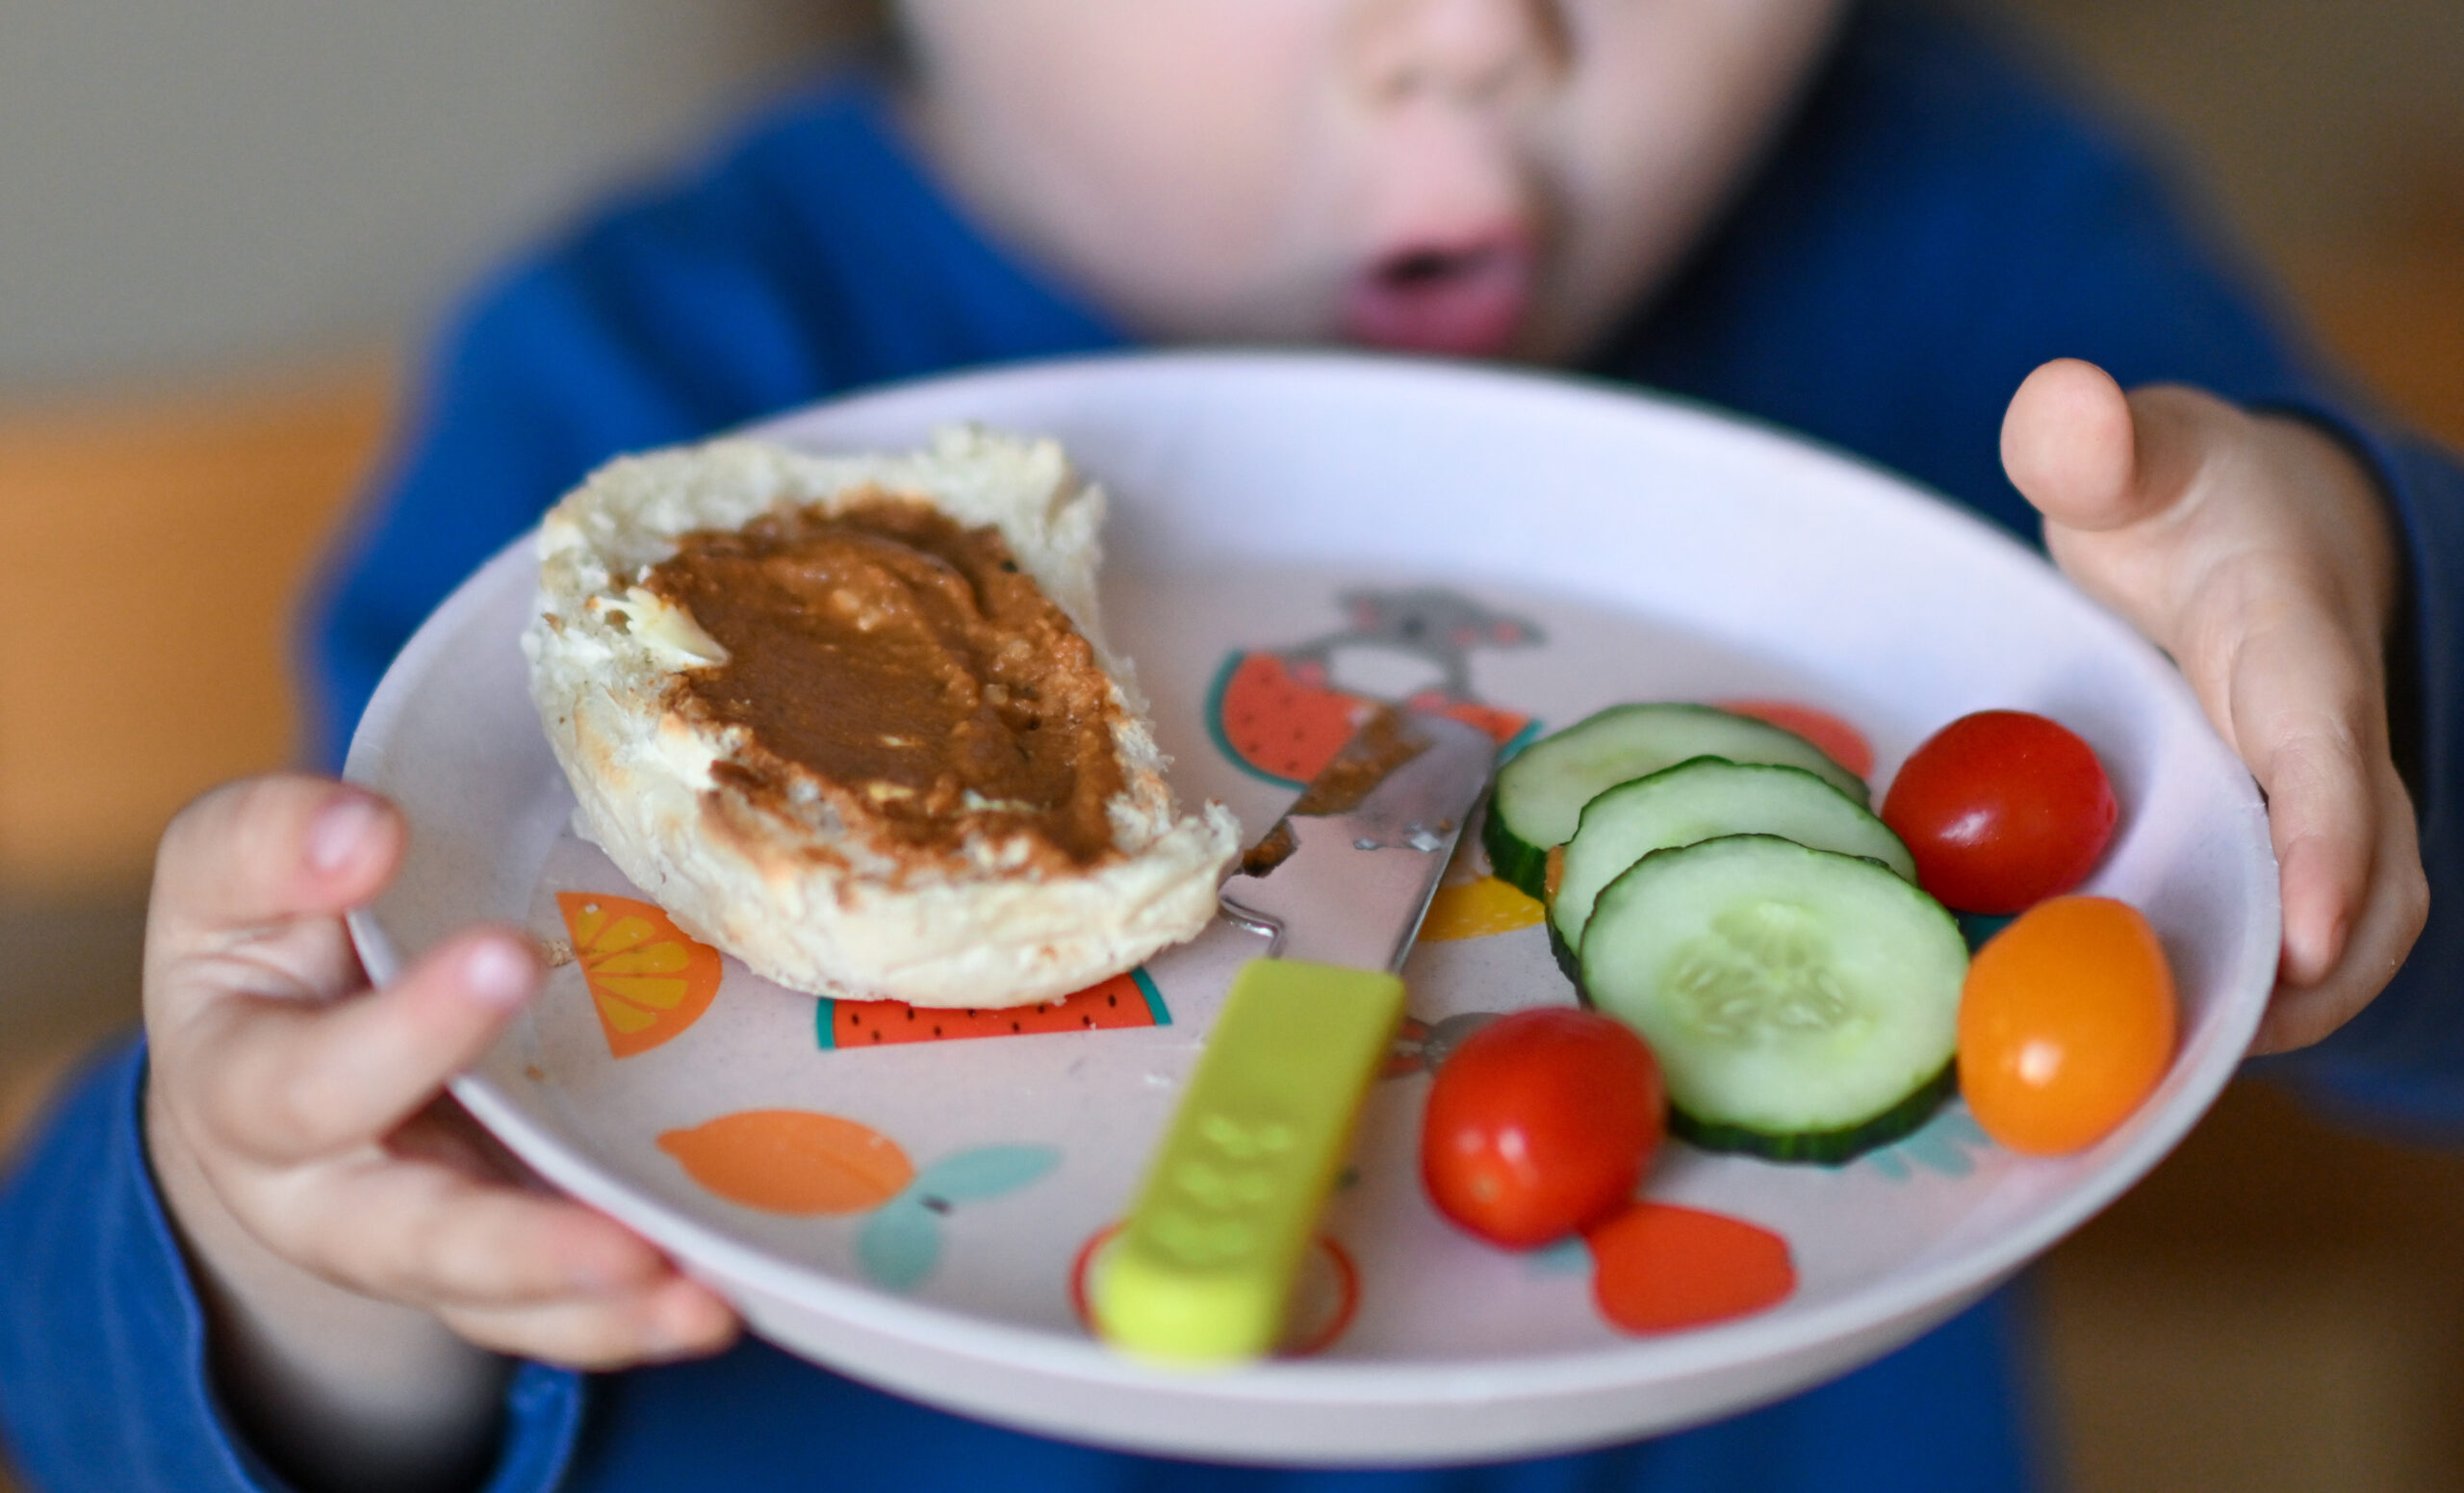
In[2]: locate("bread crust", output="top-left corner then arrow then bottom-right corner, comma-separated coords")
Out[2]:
524,429 -> 1240,1008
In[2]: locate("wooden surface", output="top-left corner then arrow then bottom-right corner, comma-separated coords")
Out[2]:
0,360 -> 393,894
2040,1081 -> 2464,1492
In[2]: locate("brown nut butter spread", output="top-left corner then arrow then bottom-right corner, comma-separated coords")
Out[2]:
641,496 -> 1127,871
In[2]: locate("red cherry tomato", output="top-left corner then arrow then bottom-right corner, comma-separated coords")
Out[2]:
1959,895 -> 2176,1154
1421,1008 -> 1664,1248
1881,709 -> 2117,914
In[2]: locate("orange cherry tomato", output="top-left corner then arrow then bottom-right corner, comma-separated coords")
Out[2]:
1958,896 -> 2176,1154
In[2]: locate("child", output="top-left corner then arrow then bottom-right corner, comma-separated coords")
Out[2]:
4,2 -> 2456,1490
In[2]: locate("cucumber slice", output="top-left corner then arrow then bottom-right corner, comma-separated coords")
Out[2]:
1578,835 -> 1964,1165
1483,704 -> 1865,899
1552,758 -> 1916,953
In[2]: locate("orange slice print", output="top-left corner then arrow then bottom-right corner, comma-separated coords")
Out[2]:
657,1110 -> 916,1215
556,892 -> 724,1059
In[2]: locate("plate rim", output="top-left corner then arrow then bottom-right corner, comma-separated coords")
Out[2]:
346,348 -> 2279,1429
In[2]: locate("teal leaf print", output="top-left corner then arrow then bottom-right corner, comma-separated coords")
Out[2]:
1956,911 -> 2016,953
858,1195 -> 943,1292
1861,1109 -> 1990,1182
912,1145 -> 1060,1203
1527,1234 -> 1592,1276
853,1145 -> 1061,1293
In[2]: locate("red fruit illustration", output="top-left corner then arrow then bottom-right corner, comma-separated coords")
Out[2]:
1715,699 -> 1875,780
1583,1201 -> 1796,1333
1210,652 -> 1375,785
822,967 -> 1169,1049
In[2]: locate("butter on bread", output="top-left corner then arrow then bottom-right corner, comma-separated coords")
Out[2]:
524,428 -> 1240,1008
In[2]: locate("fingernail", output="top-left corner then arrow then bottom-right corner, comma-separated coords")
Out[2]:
648,1285 -> 724,1358
462,939 -> 536,1008
2283,904 -> 2343,987
566,1239 -> 650,1295
306,792 -> 384,873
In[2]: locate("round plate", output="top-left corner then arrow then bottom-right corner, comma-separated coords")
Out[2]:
346,351 -> 2275,1465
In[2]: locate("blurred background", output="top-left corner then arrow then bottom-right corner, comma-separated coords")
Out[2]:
2,2 -> 2459,1488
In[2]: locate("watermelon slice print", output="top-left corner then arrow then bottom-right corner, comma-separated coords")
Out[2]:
1206,585 -> 1545,785
818,966 -> 1169,1049
1209,653 -> 1376,785
1207,654 -> 1535,786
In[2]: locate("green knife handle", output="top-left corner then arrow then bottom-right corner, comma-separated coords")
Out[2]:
1091,959 -> 1405,1364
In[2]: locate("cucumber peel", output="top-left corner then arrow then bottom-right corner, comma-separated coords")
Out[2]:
1486,704 -> 1866,900
1578,835 -> 1965,1166
1551,756 -> 1914,953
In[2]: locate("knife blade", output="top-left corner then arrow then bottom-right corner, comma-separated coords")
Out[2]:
1091,707 -> 1497,1363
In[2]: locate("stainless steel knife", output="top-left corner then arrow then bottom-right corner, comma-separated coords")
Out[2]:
1091,707 -> 1497,1362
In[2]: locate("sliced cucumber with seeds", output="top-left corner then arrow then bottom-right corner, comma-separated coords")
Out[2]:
1552,758 -> 1915,955
1483,704 -> 1865,899
1578,835 -> 1964,1165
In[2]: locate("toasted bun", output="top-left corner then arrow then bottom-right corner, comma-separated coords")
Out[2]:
524,428 -> 1240,1008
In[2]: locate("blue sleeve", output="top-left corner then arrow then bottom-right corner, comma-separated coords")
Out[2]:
0,1041 -> 585,1493
1605,1 -> 2464,1131
300,184 -> 817,767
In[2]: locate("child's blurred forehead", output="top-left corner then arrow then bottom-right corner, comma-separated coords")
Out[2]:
890,2 -> 1840,94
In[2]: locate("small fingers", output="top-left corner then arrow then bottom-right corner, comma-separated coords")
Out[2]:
2220,588 -> 2381,987
261,1149 -> 739,1369
181,931 -> 539,1163
2219,586 -> 2428,1051
442,1275 -> 739,1371
262,1150 -> 672,1308
2252,761 -> 2429,1054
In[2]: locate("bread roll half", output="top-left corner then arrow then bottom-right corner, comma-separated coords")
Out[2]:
524,428 -> 1240,1008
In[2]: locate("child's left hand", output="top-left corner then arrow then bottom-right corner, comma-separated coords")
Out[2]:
2002,358 -> 2429,1054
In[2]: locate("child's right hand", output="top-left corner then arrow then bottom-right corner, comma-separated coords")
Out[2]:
141,776 -> 736,1485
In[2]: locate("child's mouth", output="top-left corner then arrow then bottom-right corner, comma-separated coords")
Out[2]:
1339,239 -> 1533,357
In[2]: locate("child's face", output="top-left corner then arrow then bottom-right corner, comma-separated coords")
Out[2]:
899,0 -> 1844,361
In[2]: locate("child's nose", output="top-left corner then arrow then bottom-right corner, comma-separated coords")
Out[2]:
1348,0 -> 1570,108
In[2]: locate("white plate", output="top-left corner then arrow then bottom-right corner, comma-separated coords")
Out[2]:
346,350 -> 2275,1465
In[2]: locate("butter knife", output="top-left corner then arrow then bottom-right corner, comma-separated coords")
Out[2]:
1091,707 -> 1497,1363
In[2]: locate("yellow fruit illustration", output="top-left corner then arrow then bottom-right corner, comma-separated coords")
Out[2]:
1417,875 -> 1545,941
657,1110 -> 916,1215
556,892 -> 724,1058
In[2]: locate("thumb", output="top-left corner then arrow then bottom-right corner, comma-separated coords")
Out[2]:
2001,358 -> 2217,534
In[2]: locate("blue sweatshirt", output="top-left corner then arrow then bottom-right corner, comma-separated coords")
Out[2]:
6,6 -> 2459,1490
